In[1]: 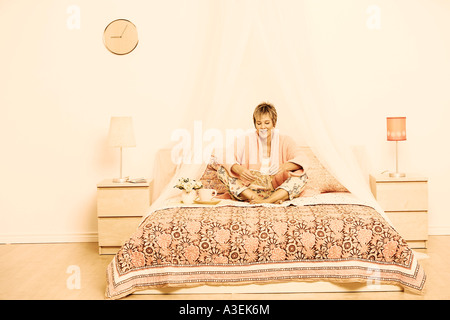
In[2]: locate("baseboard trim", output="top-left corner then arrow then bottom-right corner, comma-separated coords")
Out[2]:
428,226 -> 450,236
0,232 -> 98,244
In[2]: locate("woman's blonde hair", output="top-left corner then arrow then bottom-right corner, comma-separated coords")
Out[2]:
253,102 -> 277,127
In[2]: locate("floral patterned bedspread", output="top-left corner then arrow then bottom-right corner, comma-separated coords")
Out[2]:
106,195 -> 426,299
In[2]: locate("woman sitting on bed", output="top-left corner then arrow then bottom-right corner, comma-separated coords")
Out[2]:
217,102 -> 309,204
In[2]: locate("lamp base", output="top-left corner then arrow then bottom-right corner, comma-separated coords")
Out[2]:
113,177 -> 129,183
389,172 -> 406,178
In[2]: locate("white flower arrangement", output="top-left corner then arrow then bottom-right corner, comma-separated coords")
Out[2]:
174,177 -> 203,193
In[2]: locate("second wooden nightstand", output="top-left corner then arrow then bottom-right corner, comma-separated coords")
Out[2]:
97,179 -> 152,254
369,173 -> 428,249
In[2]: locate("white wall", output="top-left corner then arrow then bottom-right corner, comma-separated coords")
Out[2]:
1,0 -> 449,243
303,1 -> 450,234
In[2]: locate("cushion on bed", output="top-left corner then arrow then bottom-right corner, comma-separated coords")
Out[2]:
200,147 -> 348,197
199,156 -> 228,194
300,147 -> 348,196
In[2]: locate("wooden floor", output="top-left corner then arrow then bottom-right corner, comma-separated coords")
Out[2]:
1,236 -> 450,300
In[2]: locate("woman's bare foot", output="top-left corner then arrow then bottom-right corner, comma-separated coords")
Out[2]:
249,198 -> 283,204
239,189 -> 263,202
249,198 -> 270,204
250,189 -> 289,205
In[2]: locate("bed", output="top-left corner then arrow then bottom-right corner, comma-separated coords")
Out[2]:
105,148 -> 426,299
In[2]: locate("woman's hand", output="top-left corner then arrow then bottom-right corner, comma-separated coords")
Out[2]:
231,164 -> 256,183
270,162 -> 302,176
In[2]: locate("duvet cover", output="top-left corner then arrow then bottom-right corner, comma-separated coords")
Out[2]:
105,193 -> 426,299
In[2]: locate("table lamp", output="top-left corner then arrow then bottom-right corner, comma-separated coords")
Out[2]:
108,116 -> 136,183
386,117 -> 406,178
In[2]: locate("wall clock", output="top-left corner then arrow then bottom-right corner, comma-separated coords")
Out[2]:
103,19 -> 138,55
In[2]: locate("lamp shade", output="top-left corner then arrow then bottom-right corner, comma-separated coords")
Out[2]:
107,117 -> 136,147
387,117 -> 406,141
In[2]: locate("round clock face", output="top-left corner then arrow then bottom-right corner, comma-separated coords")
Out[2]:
103,19 -> 138,55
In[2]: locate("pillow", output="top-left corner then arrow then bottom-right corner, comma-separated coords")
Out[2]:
299,147 -> 348,196
200,148 -> 349,197
199,156 -> 228,194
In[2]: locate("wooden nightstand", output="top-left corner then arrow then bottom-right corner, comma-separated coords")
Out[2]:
97,179 -> 152,254
369,173 -> 428,249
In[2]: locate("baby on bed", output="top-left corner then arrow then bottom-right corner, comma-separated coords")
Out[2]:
217,102 -> 309,204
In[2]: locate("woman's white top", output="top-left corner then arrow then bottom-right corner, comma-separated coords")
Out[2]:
260,156 -> 271,175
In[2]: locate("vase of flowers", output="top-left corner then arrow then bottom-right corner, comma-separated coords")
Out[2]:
174,177 -> 203,204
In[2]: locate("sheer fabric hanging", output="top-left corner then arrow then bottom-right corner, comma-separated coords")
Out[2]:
148,0 -> 387,220
254,1 -> 385,215
149,0 -> 254,214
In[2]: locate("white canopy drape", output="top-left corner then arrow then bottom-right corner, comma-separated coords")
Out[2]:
149,0 -> 385,218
